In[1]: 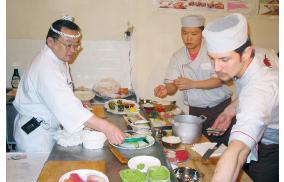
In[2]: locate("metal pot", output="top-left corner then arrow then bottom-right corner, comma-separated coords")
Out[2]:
172,115 -> 207,144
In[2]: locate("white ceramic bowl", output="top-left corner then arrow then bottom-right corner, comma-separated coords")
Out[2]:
74,90 -> 96,101
128,155 -> 161,173
82,130 -> 107,149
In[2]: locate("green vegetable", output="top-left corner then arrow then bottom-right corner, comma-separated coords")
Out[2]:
136,163 -> 145,170
147,166 -> 170,181
119,169 -> 147,182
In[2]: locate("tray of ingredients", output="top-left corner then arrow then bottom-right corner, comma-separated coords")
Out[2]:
104,99 -> 140,115
123,114 -> 152,136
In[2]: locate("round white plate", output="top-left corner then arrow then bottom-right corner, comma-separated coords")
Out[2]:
94,90 -> 135,100
74,90 -> 95,101
111,135 -> 155,150
104,99 -> 140,115
59,169 -> 109,182
128,155 -> 161,173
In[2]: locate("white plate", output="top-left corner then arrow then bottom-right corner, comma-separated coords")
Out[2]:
111,135 -> 155,150
59,169 -> 109,182
128,155 -> 161,173
94,90 -> 135,100
104,99 -> 140,115
74,90 -> 96,101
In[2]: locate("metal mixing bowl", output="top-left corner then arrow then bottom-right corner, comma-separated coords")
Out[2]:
174,167 -> 203,182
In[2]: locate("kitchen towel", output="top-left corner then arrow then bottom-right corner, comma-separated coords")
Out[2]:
191,142 -> 227,158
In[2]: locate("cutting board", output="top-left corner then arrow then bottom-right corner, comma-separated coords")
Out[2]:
37,160 -> 105,182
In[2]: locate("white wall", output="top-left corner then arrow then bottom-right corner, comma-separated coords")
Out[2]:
7,0 -> 279,111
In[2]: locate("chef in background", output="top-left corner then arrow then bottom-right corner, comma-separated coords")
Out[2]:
154,15 -> 233,145
13,16 -> 125,152
203,13 -> 278,181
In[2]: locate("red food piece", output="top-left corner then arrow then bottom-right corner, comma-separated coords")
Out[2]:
69,173 -> 84,182
175,150 -> 189,162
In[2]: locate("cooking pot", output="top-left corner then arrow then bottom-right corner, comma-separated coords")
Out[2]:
172,115 -> 207,144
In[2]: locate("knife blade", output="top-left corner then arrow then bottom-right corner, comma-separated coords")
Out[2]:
202,142 -> 222,160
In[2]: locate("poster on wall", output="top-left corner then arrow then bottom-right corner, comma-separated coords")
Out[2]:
227,0 -> 259,15
155,0 -> 226,12
258,0 -> 278,15
154,0 -> 259,15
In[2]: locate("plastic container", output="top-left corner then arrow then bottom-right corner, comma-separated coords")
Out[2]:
147,166 -> 170,182
119,169 -> 147,182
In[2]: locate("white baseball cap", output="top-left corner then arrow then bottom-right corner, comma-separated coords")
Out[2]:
181,15 -> 205,28
203,13 -> 248,53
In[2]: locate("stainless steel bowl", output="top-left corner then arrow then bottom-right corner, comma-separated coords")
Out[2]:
172,115 -> 207,144
174,167 -> 203,182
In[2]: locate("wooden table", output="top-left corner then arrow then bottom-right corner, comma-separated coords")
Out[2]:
173,135 -> 253,182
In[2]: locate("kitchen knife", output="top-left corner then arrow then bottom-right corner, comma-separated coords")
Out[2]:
202,142 -> 222,160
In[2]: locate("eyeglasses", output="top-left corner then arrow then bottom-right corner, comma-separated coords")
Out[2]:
56,39 -> 81,51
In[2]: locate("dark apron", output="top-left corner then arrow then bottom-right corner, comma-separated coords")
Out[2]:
243,143 -> 279,182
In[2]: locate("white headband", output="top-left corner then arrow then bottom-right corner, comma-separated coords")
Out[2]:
50,15 -> 81,39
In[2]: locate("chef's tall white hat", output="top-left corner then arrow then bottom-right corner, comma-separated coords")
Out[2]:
181,15 -> 205,27
202,13 -> 248,53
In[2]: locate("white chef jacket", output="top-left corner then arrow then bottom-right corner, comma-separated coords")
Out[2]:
229,48 -> 279,163
164,40 -> 232,107
13,45 -> 93,152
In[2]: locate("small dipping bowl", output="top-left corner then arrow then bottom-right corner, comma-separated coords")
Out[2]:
174,167 -> 203,182
161,136 -> 181,149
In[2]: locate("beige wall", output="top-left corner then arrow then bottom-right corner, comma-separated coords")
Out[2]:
7,0 -> 279,110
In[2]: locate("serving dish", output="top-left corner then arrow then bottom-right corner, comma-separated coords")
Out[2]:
104,99 -> 139,115
74,90 -> 96,101
161,136 -> 181,149
111,131 -> 155,150
94,89 -> 135,100
59,169 -> 109,182
128,155 -> 161,173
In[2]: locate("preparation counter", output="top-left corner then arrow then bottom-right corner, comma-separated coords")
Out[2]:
176,135 -> 253,182
46,111 -> 178,181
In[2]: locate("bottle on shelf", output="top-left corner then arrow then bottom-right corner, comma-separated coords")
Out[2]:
11,68 -> 20,89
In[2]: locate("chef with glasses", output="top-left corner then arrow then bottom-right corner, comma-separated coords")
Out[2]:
13,16 -> 125,152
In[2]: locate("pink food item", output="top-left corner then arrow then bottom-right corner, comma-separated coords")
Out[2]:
86,175 -> 105,182
175,149 -> 189,162
69,173 -> 84,182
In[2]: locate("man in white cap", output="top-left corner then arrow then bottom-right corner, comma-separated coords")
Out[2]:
13,16 -> 125,152
203,13 -> 278,181
154,15 -> 233,145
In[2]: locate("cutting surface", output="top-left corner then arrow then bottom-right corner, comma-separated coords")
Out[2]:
37,160 -> 105,182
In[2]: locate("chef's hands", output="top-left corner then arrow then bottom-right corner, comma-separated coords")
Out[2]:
209,102 -> 236,136
173,77 -> 195,90
154,78 -> 194,98
154,85 -> 168,98
104,124 -> 126,145
85,116 -> 126,145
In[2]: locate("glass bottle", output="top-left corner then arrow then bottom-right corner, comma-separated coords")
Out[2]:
11,68 -> 20,89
